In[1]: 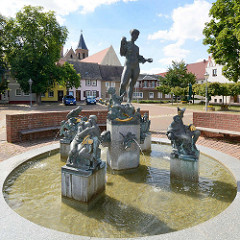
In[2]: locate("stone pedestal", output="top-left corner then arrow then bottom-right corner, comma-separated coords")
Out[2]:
61,162 -> 106,203
170,157 -> 199,182
107,119 -> 140,170
140,133 -> 151,151
60,139 -> 71,161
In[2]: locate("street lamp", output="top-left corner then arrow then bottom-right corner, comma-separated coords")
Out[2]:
28,78 -> 33,108
204,72 -> 209,111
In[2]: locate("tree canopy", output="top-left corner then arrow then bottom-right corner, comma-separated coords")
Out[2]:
58,62 -> 81,90
5,5 -> 68,102
159,60 -> 196,88
193,82 -> 240,103
156,60 -> 196,101
203,0 -> 240,82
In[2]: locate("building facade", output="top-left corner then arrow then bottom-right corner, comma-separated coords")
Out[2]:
133,74 -> 171,101
205,56 -> 239,104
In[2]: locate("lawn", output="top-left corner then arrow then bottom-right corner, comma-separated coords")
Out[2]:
162,102 -> 240,114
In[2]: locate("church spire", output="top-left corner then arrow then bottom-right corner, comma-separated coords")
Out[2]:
77,31 -> 88,50
75,31 -> 89,60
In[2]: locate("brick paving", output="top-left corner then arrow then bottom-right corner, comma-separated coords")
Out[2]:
0,103 -> 240,161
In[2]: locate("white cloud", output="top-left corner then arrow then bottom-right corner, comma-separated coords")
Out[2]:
148,0 -> 211,70
0,0 -> 138,19
156,40 -> 189,67
157,13 -> 170,19
148,0 -> 211,42
163,40 -> 189,59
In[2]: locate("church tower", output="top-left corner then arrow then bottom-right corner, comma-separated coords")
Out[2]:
75,31 -> 89,60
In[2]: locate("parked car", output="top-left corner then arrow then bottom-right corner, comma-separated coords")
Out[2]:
86,96 -> 97,105
62,95 -> 76,105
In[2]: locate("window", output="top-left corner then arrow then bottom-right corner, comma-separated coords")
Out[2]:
219,99 -> 222,103
105,82 -> 110,88
78,53 -> 80,59
144,81 -> 148,88
149,92 -> 154,98
86,90 -> 91,97
165,94 -> 171,98
158,92 -> 163,98
23,92 -> 30,96
92,80 -> 97,86
68,91 -> 74,96
111,82 -> 115,87
151,81 -> 156,88
86,80 -> 91,86
83,53 -> 85,59
15,88 -> 22,96
41,93 -> 45,97
213,69 -> 217,76
214,99 -> 217,103
133,92 -> 143,98
48,91 -> 54,97
92,90 -> 97,97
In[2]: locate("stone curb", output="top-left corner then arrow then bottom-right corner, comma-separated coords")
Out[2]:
0,140 -> 240,240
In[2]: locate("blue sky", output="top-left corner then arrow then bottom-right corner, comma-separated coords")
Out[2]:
1,0 -> 215,74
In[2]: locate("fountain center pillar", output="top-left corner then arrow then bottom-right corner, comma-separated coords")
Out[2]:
107,119 -> 140,170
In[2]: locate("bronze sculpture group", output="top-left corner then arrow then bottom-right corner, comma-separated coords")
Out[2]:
60,29 -> 200,173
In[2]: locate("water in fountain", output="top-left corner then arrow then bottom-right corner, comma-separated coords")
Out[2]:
3,144 -> 237,238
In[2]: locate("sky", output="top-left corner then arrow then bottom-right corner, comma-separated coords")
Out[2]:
1,0 -> 216,74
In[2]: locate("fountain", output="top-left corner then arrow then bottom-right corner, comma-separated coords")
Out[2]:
1,29 -> 240,239
2,144 -> 237,238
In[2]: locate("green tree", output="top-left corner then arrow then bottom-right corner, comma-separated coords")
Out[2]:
203,0 -> 240,82
171,86 -> 188,100
228,82 -> 240,96
0,14 -> 8,94
159,60 -> 196,88
155,84 -> 171,95
58,62 -> 81,90
5,6 -> 68,103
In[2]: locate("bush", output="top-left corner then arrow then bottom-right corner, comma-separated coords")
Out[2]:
132,100 -> 171,104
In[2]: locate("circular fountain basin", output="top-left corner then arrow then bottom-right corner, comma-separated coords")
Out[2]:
1,140 -> 239,239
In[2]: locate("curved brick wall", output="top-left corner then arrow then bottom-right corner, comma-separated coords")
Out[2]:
6,110 -> 148,143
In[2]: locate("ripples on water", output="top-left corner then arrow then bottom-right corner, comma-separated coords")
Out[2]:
3,144 -> 237,238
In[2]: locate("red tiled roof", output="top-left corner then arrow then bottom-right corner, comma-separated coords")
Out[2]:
156,72 -> 167,77
157,60 -> 208,81
186,60 -> 208,80
80,46 -> 111,64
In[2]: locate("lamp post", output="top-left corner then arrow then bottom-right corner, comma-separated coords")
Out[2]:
28,78 -> 33,108
204,72 -> 209,112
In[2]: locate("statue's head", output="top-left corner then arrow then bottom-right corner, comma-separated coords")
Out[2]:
177,107 -> 185,118
130,29 -> 140,41
89,115 -> 97,123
